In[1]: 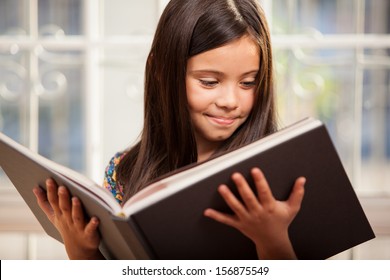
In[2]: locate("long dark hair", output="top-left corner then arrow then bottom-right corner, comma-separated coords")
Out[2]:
117,0 -> 277,203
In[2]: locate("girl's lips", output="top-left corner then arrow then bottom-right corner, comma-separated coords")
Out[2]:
206,114 -> 237,126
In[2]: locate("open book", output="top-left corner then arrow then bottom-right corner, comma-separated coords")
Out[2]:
0,117 -> 375,259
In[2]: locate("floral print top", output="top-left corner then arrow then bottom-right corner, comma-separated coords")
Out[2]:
103,152 -> 126,204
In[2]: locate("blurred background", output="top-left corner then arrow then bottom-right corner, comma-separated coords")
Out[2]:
0,0 -> 389,259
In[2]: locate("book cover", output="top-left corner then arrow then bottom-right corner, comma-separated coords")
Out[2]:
0,118 -> 375,259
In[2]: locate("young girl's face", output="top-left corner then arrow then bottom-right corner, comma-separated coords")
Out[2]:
186,35 -> 259,159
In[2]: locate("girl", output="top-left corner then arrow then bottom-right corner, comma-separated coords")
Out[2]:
33,0 -> 306,260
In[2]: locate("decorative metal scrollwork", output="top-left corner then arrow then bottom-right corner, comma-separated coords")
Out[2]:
0,59 -> 26,102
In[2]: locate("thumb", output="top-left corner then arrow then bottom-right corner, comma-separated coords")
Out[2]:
84,216 -> 100,236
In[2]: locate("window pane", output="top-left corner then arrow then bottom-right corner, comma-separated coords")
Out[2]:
0,51 -> 30,193
0,0 -> 29,35
0,51 -> 29,145
101,0 -> 159,36
38,0 -> 83,36
37,49 -> 86,172
361,63 -> 390,192
272,0 -> 357,34
365,0 -> 390,34
101,46 -> 147,164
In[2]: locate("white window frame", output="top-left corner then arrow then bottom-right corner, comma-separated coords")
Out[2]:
0,0 -> 389,259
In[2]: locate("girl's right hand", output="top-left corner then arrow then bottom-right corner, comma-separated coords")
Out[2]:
33,179 -> 104,259
204,168 -> 305,260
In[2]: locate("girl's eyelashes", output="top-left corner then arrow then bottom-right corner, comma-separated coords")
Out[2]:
241,80 -> 257,88
199,79 -> 219,88
197,79 -> 257,88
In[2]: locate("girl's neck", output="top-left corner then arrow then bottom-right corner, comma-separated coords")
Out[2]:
196,138 -> 221,163
197,149 -> 215,163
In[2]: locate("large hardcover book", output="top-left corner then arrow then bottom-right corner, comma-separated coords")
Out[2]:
0,117 -> 375,259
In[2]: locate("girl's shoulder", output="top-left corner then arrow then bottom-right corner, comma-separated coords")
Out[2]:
103,151 -> 127,204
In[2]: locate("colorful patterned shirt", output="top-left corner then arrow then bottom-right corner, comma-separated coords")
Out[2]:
103,152 -> 126,204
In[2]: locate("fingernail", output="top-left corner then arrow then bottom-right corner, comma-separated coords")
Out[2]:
218,185 -> 227,192
58,186 -> 67,194
72,197 -> 79,205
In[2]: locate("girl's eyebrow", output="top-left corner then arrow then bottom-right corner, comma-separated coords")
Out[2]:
188,69 -> 259,77
187,70 -> 224,76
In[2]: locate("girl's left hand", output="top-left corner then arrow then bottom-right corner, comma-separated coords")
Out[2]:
204,167 -> 305,260
33,179 -> 103,260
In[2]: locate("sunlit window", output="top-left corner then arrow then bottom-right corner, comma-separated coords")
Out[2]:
0,0 -> 389,259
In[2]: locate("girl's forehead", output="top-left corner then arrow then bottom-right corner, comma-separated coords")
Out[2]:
187,36 -> 260,74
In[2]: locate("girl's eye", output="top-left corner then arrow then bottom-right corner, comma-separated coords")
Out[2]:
199,79 -> 218,88
241,81 -> 257,88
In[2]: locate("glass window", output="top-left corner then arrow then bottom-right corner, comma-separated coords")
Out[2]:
37,49 -> 86,171
271,0 -> 357,34
361,64 -> 390,192
101,0 -> 159,36
38,0 -> 83,36
365,0 -> 390,34
0,0 -> 29,36
0,50 -> 29,145
0,0 -> 389,260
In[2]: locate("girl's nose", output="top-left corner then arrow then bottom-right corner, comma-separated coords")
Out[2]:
215,84 -> 239,110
